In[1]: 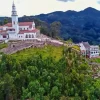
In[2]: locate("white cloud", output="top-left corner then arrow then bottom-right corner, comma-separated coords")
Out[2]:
0,0 -> 99,17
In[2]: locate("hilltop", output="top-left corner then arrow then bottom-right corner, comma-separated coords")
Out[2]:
1,7 -> 100,44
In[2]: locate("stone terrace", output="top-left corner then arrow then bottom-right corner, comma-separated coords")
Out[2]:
0,39 -> 64,54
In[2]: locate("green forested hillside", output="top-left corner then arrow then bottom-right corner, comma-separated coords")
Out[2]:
0,45 -> 100,100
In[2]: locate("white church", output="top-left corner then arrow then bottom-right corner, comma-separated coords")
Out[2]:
0,2 -> 39,41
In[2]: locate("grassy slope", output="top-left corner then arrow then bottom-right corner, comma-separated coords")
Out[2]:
0,43 -> 7,49
11,45 -> 63,62
90,58 -> 100,63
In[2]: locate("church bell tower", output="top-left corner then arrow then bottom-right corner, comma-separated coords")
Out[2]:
12,1 -> 19,33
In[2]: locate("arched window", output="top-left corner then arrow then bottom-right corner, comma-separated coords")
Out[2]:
29,34 -> 31,38
26,35 -> 28,38
32,34 -> 34,38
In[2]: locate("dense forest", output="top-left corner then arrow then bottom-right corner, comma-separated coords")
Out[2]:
0,45 -> 100,100
35,7 -> 100,44
1,7 -> 100,44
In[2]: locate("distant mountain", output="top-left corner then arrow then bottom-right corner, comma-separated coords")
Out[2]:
34,7 -> 100,44
35,7 -> 100,23
1,7 -> 100,44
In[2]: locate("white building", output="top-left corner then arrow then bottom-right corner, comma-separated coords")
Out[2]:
78,42 -> 86,56
0,2 -> 39,41
79,42 -> 100,58
90,45 -> 99,58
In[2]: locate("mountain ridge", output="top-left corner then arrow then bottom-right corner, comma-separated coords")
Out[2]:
33,7 -> 100,44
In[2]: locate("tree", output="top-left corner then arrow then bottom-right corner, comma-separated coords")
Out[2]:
0,73 -> 15,100
50,21 -> 61,38
50,86 -> 60,100
3,18 -> 8,24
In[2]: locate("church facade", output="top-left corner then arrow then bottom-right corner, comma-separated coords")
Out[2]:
0,2 -> 39,41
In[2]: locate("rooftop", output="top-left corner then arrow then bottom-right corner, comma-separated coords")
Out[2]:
1,22 -> 33,27
82,42 -> 90,48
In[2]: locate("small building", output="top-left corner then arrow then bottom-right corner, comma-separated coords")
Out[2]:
78,42 -> 100,58
90,45 -> 99,58
79,42 -> 86,56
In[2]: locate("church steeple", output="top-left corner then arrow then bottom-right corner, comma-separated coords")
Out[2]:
12,1 -> 17,16
11,1 -> 19,34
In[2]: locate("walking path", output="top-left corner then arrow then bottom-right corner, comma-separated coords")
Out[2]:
0,39 -> 64,54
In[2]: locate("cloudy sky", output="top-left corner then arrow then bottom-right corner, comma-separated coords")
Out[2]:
0,0 -> 100,17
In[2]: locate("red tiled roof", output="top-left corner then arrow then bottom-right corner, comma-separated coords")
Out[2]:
19,29 -> 38,34
7,27 -> 15,29
4,23 -> 12,27
0,30 -> 7,32
1,33 -> 8,36
29,25 -> 32,28
0,26 -> 4,28
0,30 -> 8,35
4,22 -> 33,27
19,22 -> 33,26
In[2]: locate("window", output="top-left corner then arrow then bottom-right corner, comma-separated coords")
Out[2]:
91,52 -> 93,54
32,34 -> 34,38
13,21 -> 15,25
26,35 -> 28,38
29,34 -> 31,38
3,35 -> 6,38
